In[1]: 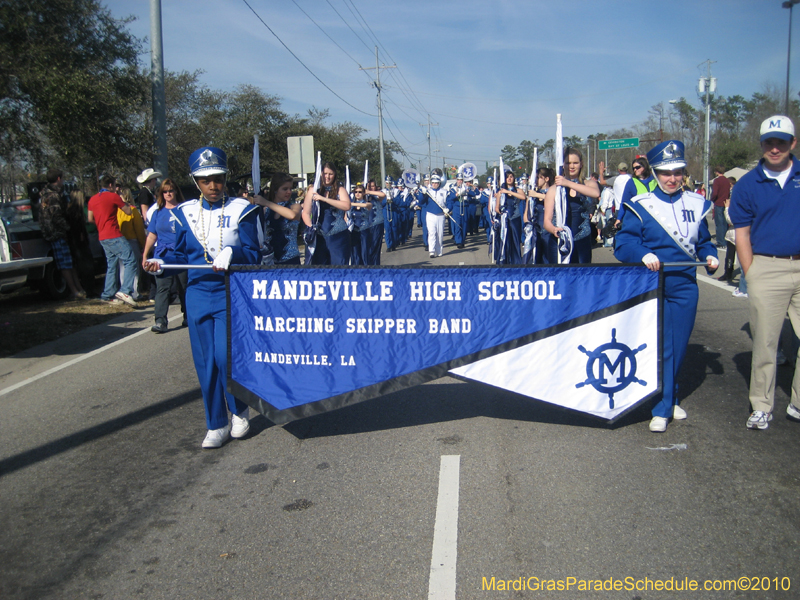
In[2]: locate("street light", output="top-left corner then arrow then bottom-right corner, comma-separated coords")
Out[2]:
783,0 -> 799,114
698,62 -> 717,197
667,99 -> 678,137
585,138 -> 597,175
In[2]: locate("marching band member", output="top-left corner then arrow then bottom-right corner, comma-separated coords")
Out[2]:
394,177 -> 410,247
144,146 -> 261,449
364,179 -> 386,265
614,140 -> 718,432
525,167 -> 555,264
382,176 -> 397,253
480,176 -> 493,245
543,148 -> 599,264
495,169 -> 527,264
252,173 -> 302,265
466,178 -> 481,236
348,183 -> 372,265
419,173 -> 456,258
448,174 -> 478,249
419,173 -> 431,247
302,162 -> 352,265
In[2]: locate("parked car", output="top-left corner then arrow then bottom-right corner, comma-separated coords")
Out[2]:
0,194 -> 105,299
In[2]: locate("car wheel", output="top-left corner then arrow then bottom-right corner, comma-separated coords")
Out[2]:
41,260 -> 69,300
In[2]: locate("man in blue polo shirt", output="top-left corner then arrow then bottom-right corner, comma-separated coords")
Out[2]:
729,115 -> 800,430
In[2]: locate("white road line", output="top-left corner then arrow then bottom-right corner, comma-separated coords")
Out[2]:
0,313 -> 183,397
697,272 -> 735,291
428,454 -> 461,600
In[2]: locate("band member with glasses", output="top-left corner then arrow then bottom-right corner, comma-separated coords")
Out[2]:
615,157 -> 656,225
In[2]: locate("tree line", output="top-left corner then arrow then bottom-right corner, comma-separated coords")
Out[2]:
2,1 -> 797,197
497,87 -> 799,183
0,0 -> 402,197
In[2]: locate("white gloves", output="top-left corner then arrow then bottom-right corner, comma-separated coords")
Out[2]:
642,253 -> 659,267
707,256 -> 720,269
213,246 -> 233,270
145,258 -> 164,275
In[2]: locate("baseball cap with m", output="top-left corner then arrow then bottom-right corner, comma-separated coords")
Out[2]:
760,116 -> 795,142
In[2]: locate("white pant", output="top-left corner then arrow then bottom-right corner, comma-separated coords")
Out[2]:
426,212 -> 444,256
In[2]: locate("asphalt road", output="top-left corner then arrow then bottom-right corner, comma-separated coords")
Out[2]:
1,225 -> 799,600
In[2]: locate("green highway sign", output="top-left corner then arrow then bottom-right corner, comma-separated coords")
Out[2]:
598,137 -> 639,150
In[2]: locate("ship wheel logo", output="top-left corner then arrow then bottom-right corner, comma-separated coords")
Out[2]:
576,329 -> 647,409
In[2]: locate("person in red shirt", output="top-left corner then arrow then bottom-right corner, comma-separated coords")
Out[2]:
710,165 -> 732,248
87,174 -> 137,306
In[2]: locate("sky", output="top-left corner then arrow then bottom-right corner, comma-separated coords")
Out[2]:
105,0 -> 797,172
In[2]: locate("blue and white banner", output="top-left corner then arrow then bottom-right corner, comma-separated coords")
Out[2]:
227,266 -> 661,424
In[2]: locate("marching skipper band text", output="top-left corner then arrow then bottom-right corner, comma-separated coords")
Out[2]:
249,277 -> 562,367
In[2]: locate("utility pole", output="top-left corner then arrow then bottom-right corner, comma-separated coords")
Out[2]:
698,60 -> 717,196
419,114 -> 438,175
784,1 -> 799,114
360,48 -> 395,185
150,0 -> 168,178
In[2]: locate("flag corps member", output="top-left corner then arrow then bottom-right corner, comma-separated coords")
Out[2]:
145,146 -> 261,448
419,173 -> 456,258
614,140 -> 718,432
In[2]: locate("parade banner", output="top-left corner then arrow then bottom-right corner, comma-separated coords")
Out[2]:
227,265 -> 662,424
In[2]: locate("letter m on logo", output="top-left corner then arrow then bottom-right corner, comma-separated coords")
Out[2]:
598,351 -> 627,384
769,119 -> 782,129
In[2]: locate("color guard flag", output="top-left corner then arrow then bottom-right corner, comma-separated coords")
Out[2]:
227,265 -> 661,424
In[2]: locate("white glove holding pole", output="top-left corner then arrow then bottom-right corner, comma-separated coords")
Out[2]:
145,258 -> 164,275
706,256 -> 719,271
212,247 -> 233,271
642,252 -> 660,272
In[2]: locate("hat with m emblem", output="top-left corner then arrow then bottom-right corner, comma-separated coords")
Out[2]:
760,116 -> 795,143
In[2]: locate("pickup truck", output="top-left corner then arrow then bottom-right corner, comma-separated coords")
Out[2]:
0,199 -> 66,297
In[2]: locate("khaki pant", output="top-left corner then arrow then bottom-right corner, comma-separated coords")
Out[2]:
746,255 -> 800,412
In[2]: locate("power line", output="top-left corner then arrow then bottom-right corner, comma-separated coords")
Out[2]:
289,0 -> 373,85
342,0 -> 430,118
241,0 -> 377,117
383,104 -> 424,146
324,0 -> 374,55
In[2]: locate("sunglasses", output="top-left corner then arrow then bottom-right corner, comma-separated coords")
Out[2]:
163,189 -> 175,195
633,165 -> 643,170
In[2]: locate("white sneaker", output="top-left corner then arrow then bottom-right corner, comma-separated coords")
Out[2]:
231,412 -> 250,439
746,411 -> 772,430
649,416 -> 668,432
429,252 -> 435,258
202,424 -> 230,448
732,289 -> 748,298
787,403 -> 800,422
114,291 -> 138,307
673,405 -> 687,420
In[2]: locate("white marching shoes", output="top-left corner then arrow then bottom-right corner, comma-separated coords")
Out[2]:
202,424 -> 231,449
649,405 -> 686,433
231,411 -> 250,439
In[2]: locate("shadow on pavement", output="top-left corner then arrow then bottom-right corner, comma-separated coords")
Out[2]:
283,381 -> 654,440
0,387 -> 202,478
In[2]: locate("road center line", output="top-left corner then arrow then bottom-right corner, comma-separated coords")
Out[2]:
428,454 -> 461,600
0,313 -> 183,397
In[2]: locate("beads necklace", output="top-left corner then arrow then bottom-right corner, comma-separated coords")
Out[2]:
197,194 -> 226,264
669,192 -> 689,238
